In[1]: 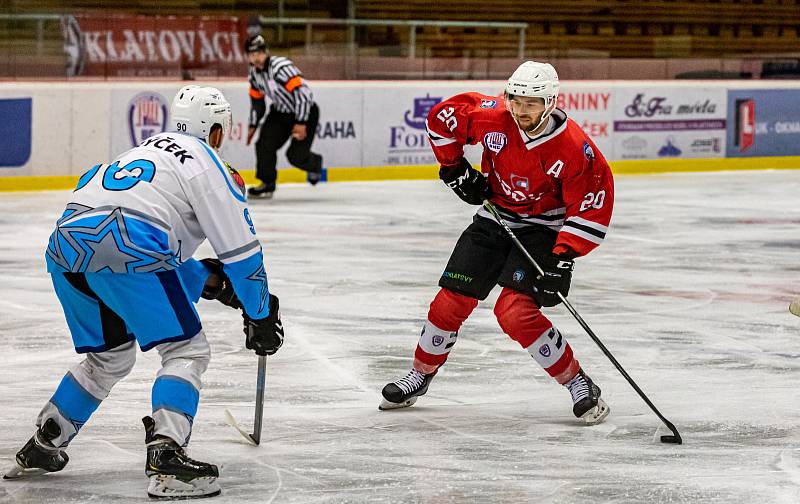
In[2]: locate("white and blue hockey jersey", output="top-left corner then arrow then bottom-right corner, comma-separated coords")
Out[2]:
46,132 -> 270,320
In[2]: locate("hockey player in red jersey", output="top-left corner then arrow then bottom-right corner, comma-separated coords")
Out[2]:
380,61 -> 614,425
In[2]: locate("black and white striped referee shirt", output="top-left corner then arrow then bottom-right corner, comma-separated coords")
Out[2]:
248,56 -> 314,127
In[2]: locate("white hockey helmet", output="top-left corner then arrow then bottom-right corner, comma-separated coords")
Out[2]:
170,85 -> 232,145
505,61 -> 560,131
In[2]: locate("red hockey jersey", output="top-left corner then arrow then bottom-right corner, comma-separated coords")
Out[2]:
426,92 -> 614,258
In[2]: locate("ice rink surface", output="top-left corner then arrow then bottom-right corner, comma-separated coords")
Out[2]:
2,170 -> 800,503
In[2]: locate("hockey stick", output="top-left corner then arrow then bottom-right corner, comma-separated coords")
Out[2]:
224,354 -> 267,446
483,201 -> 683,445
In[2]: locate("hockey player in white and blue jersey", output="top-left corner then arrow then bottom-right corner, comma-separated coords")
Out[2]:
3,85 -> 284,499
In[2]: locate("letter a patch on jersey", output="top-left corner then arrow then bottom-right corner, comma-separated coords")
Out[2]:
546,160 -> 564,178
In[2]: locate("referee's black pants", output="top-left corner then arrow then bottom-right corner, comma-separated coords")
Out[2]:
254,104 -> 322,190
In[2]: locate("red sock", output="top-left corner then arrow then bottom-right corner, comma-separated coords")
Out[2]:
413,289 -> 478,374
494,288 -> 580,384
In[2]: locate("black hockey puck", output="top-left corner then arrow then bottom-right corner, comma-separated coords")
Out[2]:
660,434 -> 682,444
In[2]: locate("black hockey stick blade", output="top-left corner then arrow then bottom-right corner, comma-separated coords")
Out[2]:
660,419 -> 683,444
250,354 -> 268,446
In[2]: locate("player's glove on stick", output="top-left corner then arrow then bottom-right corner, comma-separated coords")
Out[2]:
244,294 -> 284,356
532,255 -> 574,307
200,258 -> 242,309
439,158 -> 488,205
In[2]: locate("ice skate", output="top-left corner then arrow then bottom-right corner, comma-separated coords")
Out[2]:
3,418 -> 69,480
565,369 -> 610,425
306,167 -> 323,186
143,417 -> 221,500
247,183 -> 274,199
379,369 -> 435,410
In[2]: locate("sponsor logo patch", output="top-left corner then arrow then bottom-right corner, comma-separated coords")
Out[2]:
512,269 -> 525,283
510,174 -> 528,190
480,99 -> 497,109
224,161 -> 246,196
432,335 -> 445,347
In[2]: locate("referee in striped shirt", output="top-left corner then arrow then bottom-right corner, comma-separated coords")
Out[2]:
245,34 -> 323,198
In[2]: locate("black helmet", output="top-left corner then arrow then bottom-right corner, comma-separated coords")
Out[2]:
245,34 -> 267,53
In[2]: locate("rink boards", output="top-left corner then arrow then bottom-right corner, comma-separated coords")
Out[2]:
0,79 -> 799,190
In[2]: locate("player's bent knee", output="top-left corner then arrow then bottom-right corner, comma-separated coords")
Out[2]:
494,289 -> 551,348
428,288 -> 479,331
85,341 -> 137,379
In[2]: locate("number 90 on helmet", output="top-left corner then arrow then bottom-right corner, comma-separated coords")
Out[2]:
170,85 -> 232,147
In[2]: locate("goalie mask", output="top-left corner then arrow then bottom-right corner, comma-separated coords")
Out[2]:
504,61 -> 560,134
170,85 -> 232,148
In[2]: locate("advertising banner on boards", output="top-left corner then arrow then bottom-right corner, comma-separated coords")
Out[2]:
726,89 -> 800,157
613,87 -> 727,160
110,83 -> 364,172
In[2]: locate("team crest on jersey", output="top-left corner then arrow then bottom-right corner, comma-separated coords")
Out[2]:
510,174 -> 529,191
480,99 -> 497,109
484,132 -> 507,154
128,92 -> 169,148
583,141 -> 595,160
432,335 -> 445,347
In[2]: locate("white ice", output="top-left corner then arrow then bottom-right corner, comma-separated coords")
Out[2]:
2,171 -> 800,503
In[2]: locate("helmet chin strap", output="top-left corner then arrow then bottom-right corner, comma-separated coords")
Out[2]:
506,95 -> 556,137
522,100 -> 556,136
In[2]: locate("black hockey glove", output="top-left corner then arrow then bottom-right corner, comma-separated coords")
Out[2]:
244,294 -> 284,356
200,258 -> 242,309
439,158 -> 488,205
532,255 -> 574,307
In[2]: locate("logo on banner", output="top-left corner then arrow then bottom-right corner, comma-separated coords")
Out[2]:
60,15 -> 85,77
387,95 -> 442,165
657,137 -> 682,157
480,99 -> 497,109
128,92 -> 169,147
624,93 -> 717,118
484,132 -> 507,154
0,98 -> 32,167
690,138 -> 722,153
403,94 -> 441,130
622,136 -> 647,152
735,99 -> 755,152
